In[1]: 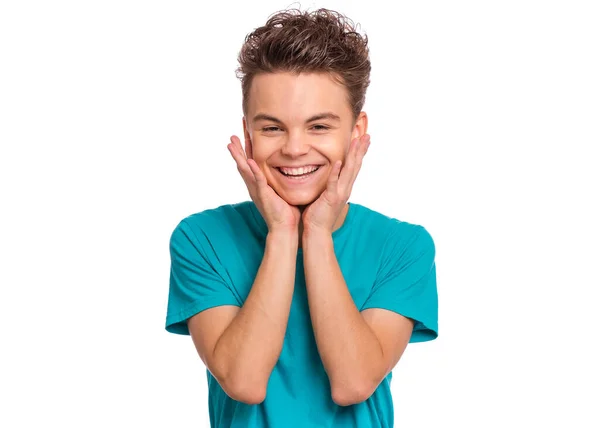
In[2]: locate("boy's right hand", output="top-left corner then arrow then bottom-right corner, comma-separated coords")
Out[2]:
228,135 -> 301,234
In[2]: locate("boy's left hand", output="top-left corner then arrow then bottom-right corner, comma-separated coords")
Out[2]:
302,134 -> 371,235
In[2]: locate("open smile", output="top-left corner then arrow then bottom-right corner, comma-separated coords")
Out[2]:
275,165 -> 324,185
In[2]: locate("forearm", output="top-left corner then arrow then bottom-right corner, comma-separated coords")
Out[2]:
303,231 -> 384,403
214,230 -> 298,396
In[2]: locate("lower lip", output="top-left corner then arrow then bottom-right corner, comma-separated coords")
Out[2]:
276,167 -> 323,185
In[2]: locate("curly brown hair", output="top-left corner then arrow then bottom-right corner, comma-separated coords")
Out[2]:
236,8 -> 371,123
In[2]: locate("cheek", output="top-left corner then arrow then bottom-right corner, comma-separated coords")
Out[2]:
318,135 -> 349,156
248,143 -> 269,162
333,140 -> 351,162
249,135 -> 278,157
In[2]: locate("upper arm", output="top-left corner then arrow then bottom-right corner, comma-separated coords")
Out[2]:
165,219 -> 241,335
165,218 -> 249,397
359,224 -> 439,384
361,225 -> 438,343
188,305 -> 240,377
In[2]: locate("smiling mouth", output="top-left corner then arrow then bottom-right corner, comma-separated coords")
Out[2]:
276,165 -> 323,178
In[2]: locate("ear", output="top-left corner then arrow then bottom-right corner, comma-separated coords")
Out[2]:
351,111 -> 368,141
242,116 -> 253,159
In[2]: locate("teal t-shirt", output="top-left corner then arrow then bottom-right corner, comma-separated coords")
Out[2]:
165,201 -> 438,428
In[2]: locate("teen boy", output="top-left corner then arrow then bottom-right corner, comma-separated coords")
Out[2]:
165,8 -> 438,428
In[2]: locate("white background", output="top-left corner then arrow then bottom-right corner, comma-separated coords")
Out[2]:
1,0 -> 599,426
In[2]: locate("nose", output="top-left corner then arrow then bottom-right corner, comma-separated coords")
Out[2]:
280,132 -> 310,157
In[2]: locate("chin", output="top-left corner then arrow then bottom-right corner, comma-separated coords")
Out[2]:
283,193 -> 319,207
275,188 -> 322,207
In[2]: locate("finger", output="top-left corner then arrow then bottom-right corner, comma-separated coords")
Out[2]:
354,134 -> 371,168
229,136 -> 251,168
234,138 -> 265,186
230,136 -> 250,170
228,137 -> 257,191
247,158 -> 280,202
338,137 -> 359,185
360,134 -> 371,157
247,158 -> 267,186
228,141 -> 252,178
342,135 -> 370,194
352,134 -> 369,162
231,135 -> 248,159
351,135 -> 370,176
326,159 -> 343,194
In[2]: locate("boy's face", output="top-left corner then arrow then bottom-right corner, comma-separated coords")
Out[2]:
243,72 -> 368,207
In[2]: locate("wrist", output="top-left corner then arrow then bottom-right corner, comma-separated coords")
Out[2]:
266,228 -> 299,247
302,227 -> 333,247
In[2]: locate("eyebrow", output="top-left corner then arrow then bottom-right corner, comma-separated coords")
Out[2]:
252,112 -> 341,124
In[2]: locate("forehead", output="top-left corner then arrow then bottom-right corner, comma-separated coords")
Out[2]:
248,72 -> 351,119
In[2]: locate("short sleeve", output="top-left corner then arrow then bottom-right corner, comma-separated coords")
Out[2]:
361,224 -> 438,343
165,219 -> 241,335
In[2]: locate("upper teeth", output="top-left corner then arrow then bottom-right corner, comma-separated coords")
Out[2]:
279,166 -> 319,176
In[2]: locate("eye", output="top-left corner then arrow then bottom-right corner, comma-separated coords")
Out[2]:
262,126 -> 281,132
312,125 -> 330,131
